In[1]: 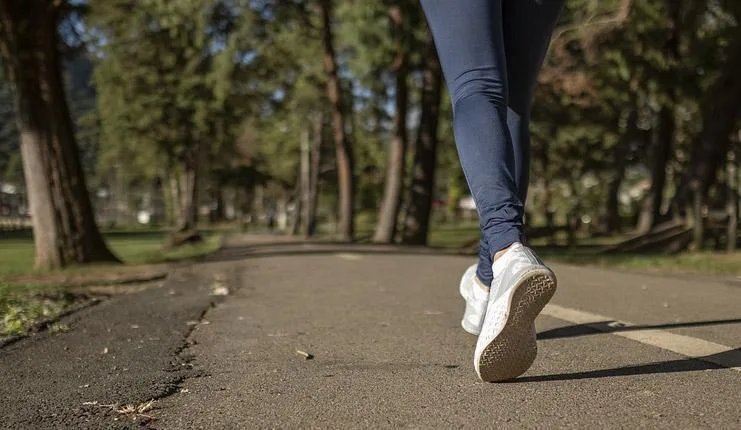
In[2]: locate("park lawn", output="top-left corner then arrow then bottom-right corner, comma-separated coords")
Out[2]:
428,222 -> 481,248
0,231 -> 222,338
537,248 -> 741,277
0,231 -> 222,278
0,283 -> 81,337
423,223 -> 741,277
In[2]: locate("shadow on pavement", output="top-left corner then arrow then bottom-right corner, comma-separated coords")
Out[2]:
525,320 -> 741,382
511,348 -> 741,382
537,318 -> 741,340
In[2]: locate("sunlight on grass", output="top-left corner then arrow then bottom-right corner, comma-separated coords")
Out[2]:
537,248 -> 741,276
0,231 -> 222,277
0,284 -> 77,337
0,240 -> 36,276
428,222 -> 480,248
0,231 -> 222,337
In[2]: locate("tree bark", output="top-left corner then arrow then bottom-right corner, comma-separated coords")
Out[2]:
605,110 -> 639,233
727,150 -> 738,252
213,187 -> 226,223
299,126 -> 311,236
177,165 -> 198,233
306,112 -> 323,237
373,6 -> 409,243
638,2 -> 681,232
165,151 -> 201,248
674,29 -> 741,212
0,0 -> 119,269
319,0 -> 354,241
638,106 -> 675,232
402,39 -> 443,245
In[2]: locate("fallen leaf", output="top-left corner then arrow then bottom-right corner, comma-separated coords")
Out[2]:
211,286 -> 229,296
295,349 -> 314,360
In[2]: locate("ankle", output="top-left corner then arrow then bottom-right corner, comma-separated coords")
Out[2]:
493,243 -> 516,262
473,275 -> 490,290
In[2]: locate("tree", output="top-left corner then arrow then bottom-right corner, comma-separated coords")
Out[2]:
91,0 -> 248,245
318,0 -> 355,241
372,3 -> 410,243
403,35 -> 443,245
0,0 -> 119,269
674,25 -> 741,214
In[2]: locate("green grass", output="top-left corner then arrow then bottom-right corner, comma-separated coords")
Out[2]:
0,230 -> 222,278
428,222 -> 481,248
537,247 -> 741,276
0,229 -> 223,338
407,222 -> 741,277
0,284 -> 78,337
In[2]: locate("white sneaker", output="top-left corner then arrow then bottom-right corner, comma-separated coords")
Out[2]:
474,243 -> 557,382
459,263 -> 489,335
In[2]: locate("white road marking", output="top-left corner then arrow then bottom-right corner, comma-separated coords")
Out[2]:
542,304 -> 741,372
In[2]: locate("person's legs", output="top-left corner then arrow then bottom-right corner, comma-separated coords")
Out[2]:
476,0 -> 564,286
420,0 -> 523,269
504,0 -> 564,202
426,0 -> 563,381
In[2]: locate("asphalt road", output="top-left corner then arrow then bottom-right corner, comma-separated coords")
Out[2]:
2,236 -> 740,429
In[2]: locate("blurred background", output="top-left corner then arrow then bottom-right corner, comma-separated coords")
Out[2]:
1,0 -> 741,273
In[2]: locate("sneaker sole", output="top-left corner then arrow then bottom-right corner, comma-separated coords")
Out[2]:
476,269 -> 557,382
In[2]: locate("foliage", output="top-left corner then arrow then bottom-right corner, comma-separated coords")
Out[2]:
1,0 -> 740,249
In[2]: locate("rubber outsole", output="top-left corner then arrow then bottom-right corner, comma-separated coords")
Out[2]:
476,270 -> 557,382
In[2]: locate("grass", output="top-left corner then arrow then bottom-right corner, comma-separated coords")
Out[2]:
0,228 -> 224,338
0,283 -> 80,337
0,230 -> 222,278
428,222 -> 481,248
410,222 -> 741,277
536,247 -> 741,277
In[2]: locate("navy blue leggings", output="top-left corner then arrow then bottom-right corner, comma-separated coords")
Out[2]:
420,0 -> 563,285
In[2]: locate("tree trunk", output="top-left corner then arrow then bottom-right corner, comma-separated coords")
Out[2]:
373,7 -> 409,243
674,29 -> 741,211
605,168 -> 624,233
0,0 -> 119,269
299,126 -> 311,236
290,182 -> 302,236
608,107 -> 648,233
252,183 -> 265,228
177,166 -> 198,232
402,40 -> 443,245
306,112 -> 323,237
639,106 -> 675,232
605,110 -> 638,233
727,150 -> 738,252
165,154 -> 201,248
638,3 -> 680,232
212,184 -> 226,224
690,184 -> 704,250
319,0 -> 354,241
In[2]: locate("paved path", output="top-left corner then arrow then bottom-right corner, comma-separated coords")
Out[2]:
2,235 -> 740,429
